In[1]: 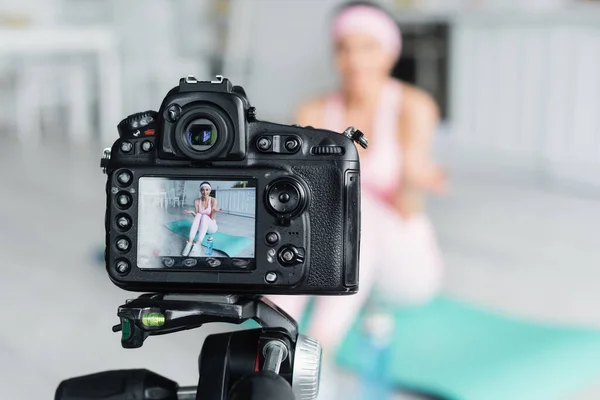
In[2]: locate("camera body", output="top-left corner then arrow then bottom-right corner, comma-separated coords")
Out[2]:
102,76 -> 361,295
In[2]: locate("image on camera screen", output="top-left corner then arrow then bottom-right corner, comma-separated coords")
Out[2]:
137,177 -> 256,270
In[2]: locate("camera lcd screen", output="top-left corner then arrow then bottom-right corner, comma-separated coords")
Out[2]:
137,177 -> 256,271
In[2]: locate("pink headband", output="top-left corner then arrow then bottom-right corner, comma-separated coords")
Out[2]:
332,5 -> 401,59
200,183 -> 211,191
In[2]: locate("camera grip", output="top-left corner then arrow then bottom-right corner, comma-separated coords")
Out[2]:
292,164 -> 345,288
55,369 -> 178,400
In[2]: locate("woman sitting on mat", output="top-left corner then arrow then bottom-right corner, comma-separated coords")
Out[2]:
181,181 -> 219,256
272,1 -> 447,354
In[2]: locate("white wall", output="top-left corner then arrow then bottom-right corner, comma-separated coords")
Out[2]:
223,0 -> 347,123
227,2 -> 600,190
182,182 -> 255,217
217,188 -> 256,217
450,12 -> 600,188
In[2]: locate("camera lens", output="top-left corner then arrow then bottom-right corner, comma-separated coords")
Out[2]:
184,118 -> 218,152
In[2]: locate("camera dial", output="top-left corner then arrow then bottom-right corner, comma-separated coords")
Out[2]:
265,178 -> 308,218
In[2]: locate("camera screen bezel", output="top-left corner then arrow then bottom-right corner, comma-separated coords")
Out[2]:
106,166 -> 310,294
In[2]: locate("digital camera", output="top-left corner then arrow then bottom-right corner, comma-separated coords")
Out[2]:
101,76 -> 364,295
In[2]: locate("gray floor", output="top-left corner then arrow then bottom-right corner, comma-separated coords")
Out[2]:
1,137 -> 600,399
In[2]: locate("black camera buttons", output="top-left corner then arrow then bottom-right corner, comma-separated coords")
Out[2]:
116,170 -> 133,186
267,248 -> 277,263
277,245 -> 304,266
115,237 -> 131,253
232,259 -> 250,269
116,192 -> 133,210
279,193 -> 290,203
207,258 -> 222,268
257,136 -> 272,152
141,140 -> 154,152
265,232 -> 279,246
165,104 -> 182,123
120,141 -> 133,153
163,257 -> 175,268
267,181 -> 302,215
115,259 -> 130,275
265,272 -> 278,283
116,214 -> 132,231
284,138 -> 300,152
116,237 -> 131,252
182,258 -> 197,267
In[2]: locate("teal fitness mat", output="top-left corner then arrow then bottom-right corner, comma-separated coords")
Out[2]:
333,297 -> 600,400
165,220 -> 252,257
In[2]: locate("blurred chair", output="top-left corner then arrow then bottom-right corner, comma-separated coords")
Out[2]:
152,193 -> 167,210
14,58 -> 91,142
167,188 -> 183,208
0,28 -> 121,144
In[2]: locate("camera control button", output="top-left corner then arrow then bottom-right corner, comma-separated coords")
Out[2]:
278,245 -> 303,266
278,192 -> 290,203
257,136 -> 272,151
311,145 -> 343,155
116,237 -> 131,252
265,232 -> 279,246
120,141 -> 133,153
165,104 -> 182,122
116,170 -> 133,186
285,138 -> 300,152
141,140 -> 154,152
116,192 -> 133,209
115,260 -> 130,275
116,214 -> 132,231
267,248 -> 277,263
182,258 -> 197,267
282,249 -> 294,262
163,257 -> 175,267
267,182 -> 301,214
265,272 -> 278,283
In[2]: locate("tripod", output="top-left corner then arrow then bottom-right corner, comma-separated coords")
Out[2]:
55,294 -> 322,400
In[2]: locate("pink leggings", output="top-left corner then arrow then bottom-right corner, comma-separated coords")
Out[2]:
189,214 -> 217,243
270,190 -> 443,352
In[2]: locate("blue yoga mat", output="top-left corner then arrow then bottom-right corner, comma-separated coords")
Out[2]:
165,219 -> 252,258
334,296 -> 600,400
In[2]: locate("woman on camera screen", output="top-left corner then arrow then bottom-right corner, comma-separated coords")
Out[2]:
274,1 -> 446,353
181,182 -> 219,256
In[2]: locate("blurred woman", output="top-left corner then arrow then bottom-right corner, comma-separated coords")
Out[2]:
273,1 -> 446,354
182,182 -> 219,256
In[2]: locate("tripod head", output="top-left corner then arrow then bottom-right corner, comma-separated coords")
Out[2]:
55,294 -> 321,400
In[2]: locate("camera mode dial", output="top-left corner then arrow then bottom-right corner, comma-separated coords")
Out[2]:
118,111 -> 158,138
